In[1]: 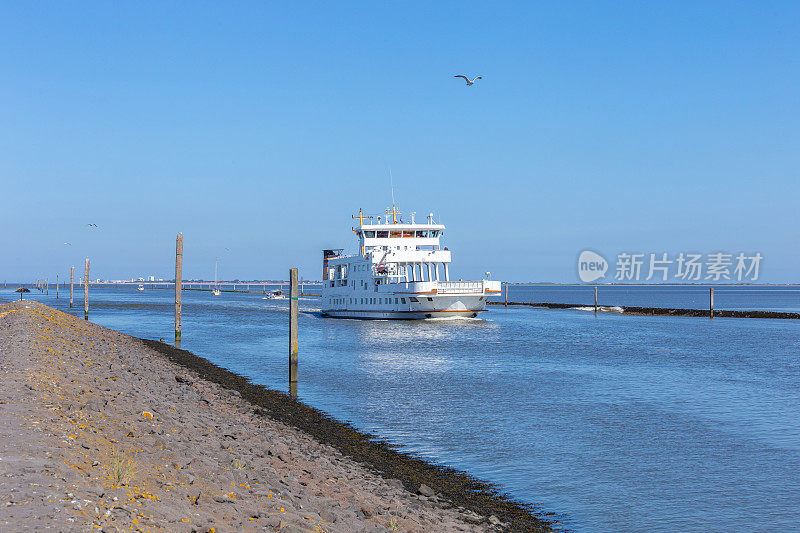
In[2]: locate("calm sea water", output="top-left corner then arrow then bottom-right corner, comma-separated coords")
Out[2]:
6,285 -> 799,531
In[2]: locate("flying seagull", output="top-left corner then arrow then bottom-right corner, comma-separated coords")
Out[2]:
64,242 -> 71,246
454,75 -> 482,86
87,223 -> 98,227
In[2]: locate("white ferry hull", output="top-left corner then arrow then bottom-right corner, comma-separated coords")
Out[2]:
323,309 -> 482,319
321,284 -> 500,320
323,295 -> 487,319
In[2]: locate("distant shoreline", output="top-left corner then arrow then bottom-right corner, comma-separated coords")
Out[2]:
502,283 -> 800,287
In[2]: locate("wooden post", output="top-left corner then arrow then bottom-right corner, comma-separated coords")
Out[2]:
56,275 -> 59,299
46,278 -> 49,295
289,268 -> 299,385
83,259 -> 89,320
175,233 -> 183,343
504,283 -> 508,307
70,267 -> 74,308
709,287 -> 714,319
594,286 -> 598,314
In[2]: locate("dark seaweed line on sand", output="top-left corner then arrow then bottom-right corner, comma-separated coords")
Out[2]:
139,338 -> 556,532
488,301 -> 800,319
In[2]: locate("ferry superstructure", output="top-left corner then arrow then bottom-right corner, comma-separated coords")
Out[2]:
321,208 -> 501,319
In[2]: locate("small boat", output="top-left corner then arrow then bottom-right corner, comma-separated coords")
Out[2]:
266,290 -> 286,300
137,284 -> 144,291
213,261 -> 222,296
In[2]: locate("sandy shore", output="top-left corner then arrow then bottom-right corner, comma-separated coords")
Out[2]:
0,301 -> 551,532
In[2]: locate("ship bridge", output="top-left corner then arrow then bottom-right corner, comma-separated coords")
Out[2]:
337,207 -> 454,283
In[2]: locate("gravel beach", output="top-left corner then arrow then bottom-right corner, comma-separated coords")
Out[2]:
0,301 -> 550,532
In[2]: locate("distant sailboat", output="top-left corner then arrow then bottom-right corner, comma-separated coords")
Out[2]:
213,261 -> 221,296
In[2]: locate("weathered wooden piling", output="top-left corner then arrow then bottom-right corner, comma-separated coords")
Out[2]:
175,233 -> 183,343
289,268 -> 299,385
46,278 -> 49,296
56,275 -> 59,299
70,267 -> 74,308
504,283 -> 508,307
709,287 -> 714,319
83,259 -> 89,320
594,286 -> 598,314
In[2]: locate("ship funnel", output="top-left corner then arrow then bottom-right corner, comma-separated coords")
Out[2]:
322,249 -> 342,280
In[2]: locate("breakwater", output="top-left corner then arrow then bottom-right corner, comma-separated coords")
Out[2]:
488,301 -> 800,319
0,300 -> 551,532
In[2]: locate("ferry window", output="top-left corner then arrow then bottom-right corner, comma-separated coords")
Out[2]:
409,297 -> 419,302
401,298 -> 406,303
389,231 -> 401,238
430,230 -> 439,237
377,231 -> 389,238
395,298 -> 399,304
402,231 -> 414,238
417,230 -> 428,238
364,231 -> 376,238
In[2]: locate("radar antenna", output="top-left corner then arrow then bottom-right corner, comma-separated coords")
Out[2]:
389,166 -> 395,207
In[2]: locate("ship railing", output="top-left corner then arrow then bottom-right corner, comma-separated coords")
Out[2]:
437,281 -> 484,294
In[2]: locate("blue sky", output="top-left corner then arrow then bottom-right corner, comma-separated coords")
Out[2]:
1,2 -> 798,283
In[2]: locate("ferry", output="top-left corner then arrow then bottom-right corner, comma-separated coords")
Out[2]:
321,207 -> 501,319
